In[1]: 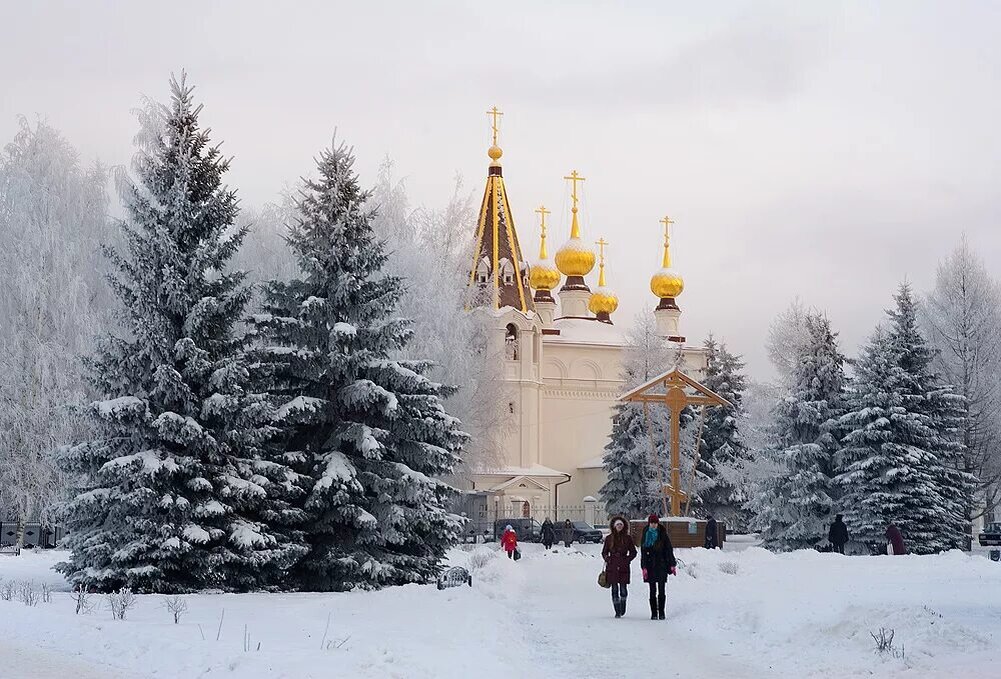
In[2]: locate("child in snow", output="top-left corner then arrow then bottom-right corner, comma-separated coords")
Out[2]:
640,514 -> 676,620
829,514 -> 849,554
602,516 -> 637,618
501,525 -> 518,559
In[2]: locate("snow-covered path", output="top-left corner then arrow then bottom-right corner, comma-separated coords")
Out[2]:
1,545 -> 1000,678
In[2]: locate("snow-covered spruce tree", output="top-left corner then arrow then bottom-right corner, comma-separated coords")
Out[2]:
254,139 -> 465,591
835,325 -> 951,553
57,74 -> 307,593
600,314 -> 675,518
748,312 -> 846,551
888,284 -> 972,551
695,335 -> 751,529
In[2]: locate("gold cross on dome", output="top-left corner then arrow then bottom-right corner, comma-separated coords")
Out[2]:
595,237 -> 608,265
660,215 -> 675,245
486,106 -> 503,145
563,170 -> 586,211
535,205 -> 551,234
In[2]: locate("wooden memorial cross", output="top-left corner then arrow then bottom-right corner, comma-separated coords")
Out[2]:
620,367 -> 732,517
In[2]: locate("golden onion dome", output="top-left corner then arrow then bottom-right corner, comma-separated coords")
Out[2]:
588,285 -> 619,314
650,267 -> 684,298
530,261 -> 561,291
555,237 -> 596,277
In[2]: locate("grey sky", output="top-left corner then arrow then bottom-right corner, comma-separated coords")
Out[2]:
4,1 -> 1001,379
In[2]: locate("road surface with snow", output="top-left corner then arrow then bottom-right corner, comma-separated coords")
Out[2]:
0,543 -> 999,678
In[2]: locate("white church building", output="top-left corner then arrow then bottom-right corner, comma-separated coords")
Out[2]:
460,112 -> 706,526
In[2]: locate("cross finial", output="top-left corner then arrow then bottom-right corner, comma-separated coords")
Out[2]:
659,215 -> 675,268
486,106 -> 503,146
595,237 -> 608,264
563,170 -> 586,213
535,205 -> 551,233
595,237 -> 609,286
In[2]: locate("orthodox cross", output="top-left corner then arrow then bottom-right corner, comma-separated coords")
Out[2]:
563,170 -> 586,211
486,106 -> 503,145
595,237 -> 608,266
660,215 -> 675,267
536,205 -> 552,258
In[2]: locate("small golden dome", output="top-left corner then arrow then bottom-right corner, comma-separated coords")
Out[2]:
650,268 -> 684,299
530,261 -> 561,291
488,145 -> 503,161
555,238 -> 596,276
589,286 -> 619,314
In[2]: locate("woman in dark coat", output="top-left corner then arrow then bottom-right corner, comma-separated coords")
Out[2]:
540,518 -> 555,550
640,514 -> 676,620
561,519 -> 574,548
886,523 -> 906,555
704,516 -> 719,549
601,516 -> 637,618
829,514 -> 849,554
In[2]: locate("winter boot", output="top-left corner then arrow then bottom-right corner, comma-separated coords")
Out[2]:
619,599 -> 627,617
613,597 -> 622,618
658,593 -> 666,620
650,597 -> 658,620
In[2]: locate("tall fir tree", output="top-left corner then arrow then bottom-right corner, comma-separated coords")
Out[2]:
600,314 -> 673,518
57,75 -> 306,592
749,312 -> 847,551
254,139 -> 465,591
838,284 -> 973,554
695,335 -> 751,529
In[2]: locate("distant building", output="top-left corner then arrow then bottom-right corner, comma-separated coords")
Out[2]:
460,110 -> 706,523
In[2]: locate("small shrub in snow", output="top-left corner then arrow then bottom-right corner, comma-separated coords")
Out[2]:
0,580 -> 15,601
162,595 -> 188,624
40,582 -> 53,603
18,581 -> 39,607
870,628 -> 905,660
107,588 -> 137,620
719,561 -> 739,575
71,585 -> 94,614
468,547 -> 496,571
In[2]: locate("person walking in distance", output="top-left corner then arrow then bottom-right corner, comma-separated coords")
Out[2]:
561,519 -> 574,548
704,515 -> 719,549
501,525 -> 518,559
640,514 -> 676,620
886,523 -> 906,555
828,514 -> 849,554
601,516 -> 637,618
540,518 -> 555,550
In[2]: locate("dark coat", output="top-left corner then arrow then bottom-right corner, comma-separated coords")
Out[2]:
602,517 -> 637,585
886,525 -> 906,555
540,521 -> 555,545
640,523 -> 676,583
829,518 -> 849,546
704,518 -> 719,549
561,521 -> 574,544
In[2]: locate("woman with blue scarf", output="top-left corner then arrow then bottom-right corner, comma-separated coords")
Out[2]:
640,514 -> 676,620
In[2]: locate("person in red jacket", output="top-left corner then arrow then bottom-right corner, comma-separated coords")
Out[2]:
501,525 -> 518,559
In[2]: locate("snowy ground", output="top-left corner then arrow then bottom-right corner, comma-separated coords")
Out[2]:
1,543 -> 999,679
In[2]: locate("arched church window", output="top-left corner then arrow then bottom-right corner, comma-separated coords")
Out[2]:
499,258 -> 515,285
476,258 -> 490,284
505,324 -> 518,360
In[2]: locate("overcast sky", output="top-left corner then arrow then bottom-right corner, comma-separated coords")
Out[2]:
4,1 -> 1001,379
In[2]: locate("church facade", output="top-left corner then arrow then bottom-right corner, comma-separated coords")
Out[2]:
460,111 -> 706,526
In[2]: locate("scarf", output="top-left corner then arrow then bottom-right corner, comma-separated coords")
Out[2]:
643,525 -> 659,548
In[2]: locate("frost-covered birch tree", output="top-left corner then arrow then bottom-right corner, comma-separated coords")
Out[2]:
57,75 -> 307,592
254,141 -> 465,591
368,160 -> 508,474
0,118 -> 112,542
922,238 -> 1001,532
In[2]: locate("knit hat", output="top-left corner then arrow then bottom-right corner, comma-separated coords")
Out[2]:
648,514 -> 660,523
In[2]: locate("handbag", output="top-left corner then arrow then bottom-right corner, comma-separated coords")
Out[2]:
598,570 -> 610,588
